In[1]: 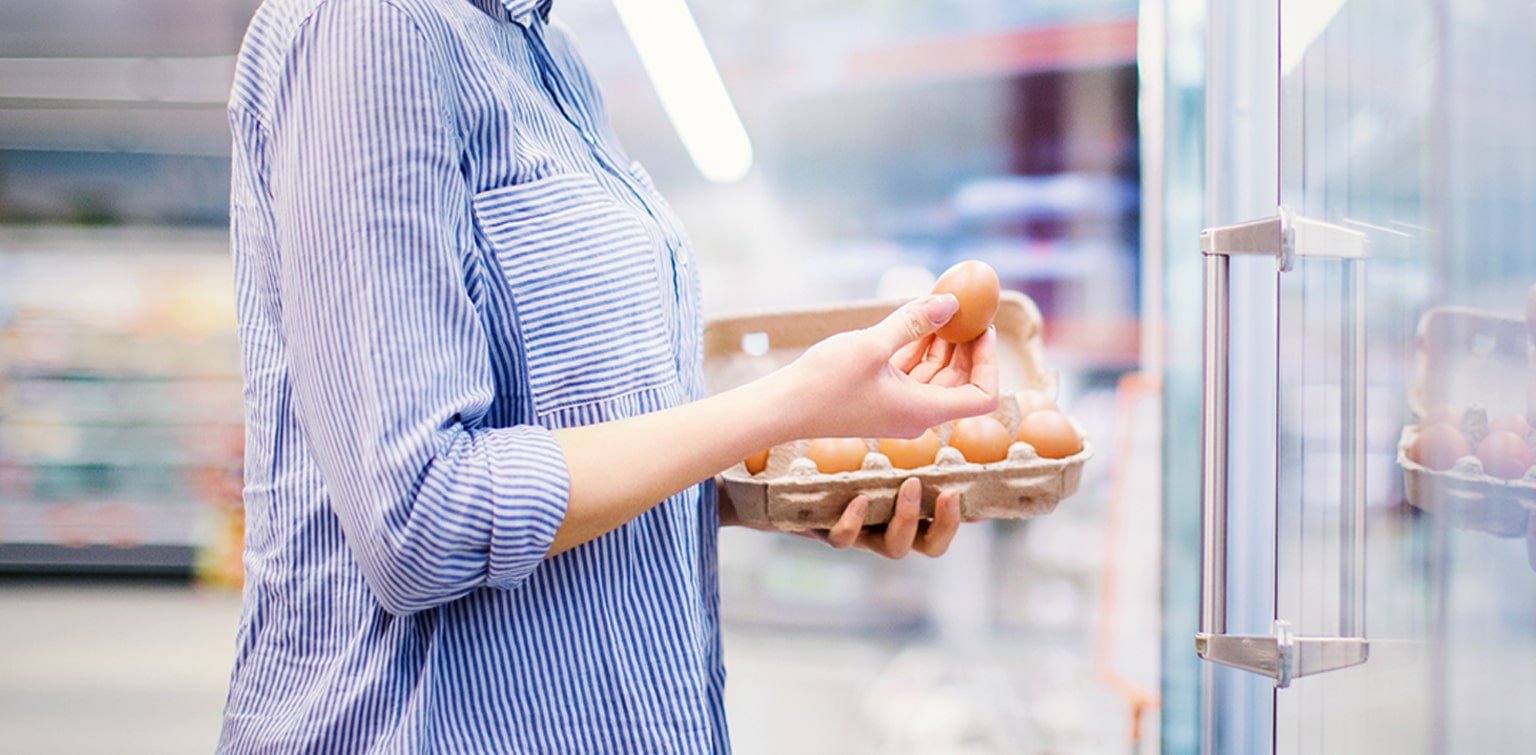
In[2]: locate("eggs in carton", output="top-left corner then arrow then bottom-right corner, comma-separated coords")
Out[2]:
705,291 -> 1091,532
1398,301 -> 1536,538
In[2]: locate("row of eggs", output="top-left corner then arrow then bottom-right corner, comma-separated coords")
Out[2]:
744,389 -> 1083,476
1409,404 -> 1535,480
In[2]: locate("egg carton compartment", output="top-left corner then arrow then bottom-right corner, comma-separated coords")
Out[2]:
721,391 -> 1090,531
1398,304 -> 1536,536
705,292 -> 1092,532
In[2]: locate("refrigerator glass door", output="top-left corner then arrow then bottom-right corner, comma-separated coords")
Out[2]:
1201,0 -> 1536,752
1272,1 -> 1436,749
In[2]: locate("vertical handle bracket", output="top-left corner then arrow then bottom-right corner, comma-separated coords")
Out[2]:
1197,207 -> 1371,688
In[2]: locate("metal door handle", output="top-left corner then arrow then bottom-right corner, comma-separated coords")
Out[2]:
1196,206 -> 1371,687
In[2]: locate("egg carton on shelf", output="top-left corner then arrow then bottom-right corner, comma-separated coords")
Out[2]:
705,291 -> 1092,532
1398,304 -> 1536,537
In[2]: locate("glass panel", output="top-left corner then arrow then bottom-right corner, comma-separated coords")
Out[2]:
1275,0 -> 1436,751
1198,0 -> 1282,751
1151,0 -> 1210,748
1432,1 -> 1536,750
1276,0 -> 1536,752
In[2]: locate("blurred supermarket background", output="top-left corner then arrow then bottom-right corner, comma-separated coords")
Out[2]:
0,0 -> 1162,753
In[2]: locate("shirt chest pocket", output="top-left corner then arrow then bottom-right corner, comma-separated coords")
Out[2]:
471,172 -> 676,416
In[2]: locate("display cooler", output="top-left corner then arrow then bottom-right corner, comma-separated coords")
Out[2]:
0,227 -> 243,580
1151,0 -> 1536,751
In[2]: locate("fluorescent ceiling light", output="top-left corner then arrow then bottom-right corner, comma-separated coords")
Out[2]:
610,0 -> 754,183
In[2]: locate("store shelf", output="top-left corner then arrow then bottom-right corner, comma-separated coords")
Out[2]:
0,542 -> 197,576
0,228 -> 241,572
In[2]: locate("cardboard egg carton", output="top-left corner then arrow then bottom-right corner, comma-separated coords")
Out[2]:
705,291 -> 1092,532
1397,305 -> 1536,537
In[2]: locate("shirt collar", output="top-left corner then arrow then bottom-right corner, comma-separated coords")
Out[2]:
497,0 -> 550,24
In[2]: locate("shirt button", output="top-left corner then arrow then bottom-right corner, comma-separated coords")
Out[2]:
582,131 -> 596,146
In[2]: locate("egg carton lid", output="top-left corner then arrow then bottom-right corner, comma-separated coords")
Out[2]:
1406,305 -> 1530,421
1400,304 -> 1536,534
703,290 -> 1055,396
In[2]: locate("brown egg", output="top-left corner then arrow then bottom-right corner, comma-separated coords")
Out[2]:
1410,421 -> 1469,471
744,448 -> 770,475
878,429 -> 941,470
1015,389 -> 1057,419
1475,430 -> 1534,479
1015,408 -> 1083,459
806,437 -> 869,474
930,260 -> 1000,343
949,415 -> 1012,464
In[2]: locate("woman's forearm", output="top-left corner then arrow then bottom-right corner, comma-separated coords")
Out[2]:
543,294 -> 995,557
546,369 -> 803,555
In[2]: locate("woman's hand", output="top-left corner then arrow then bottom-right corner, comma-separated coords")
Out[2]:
799,477 -> 961,559
772,294 -> 1000,442
550,294 -> 996,556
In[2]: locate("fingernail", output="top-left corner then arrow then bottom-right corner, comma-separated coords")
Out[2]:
926,294 -> 959,326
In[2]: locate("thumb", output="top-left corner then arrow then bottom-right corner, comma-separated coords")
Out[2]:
870,294 -> 958,353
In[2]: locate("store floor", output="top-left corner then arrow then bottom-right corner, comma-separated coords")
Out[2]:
0,572 -> 1145,755
0,579 -> 236,755
2,579 -> 929,754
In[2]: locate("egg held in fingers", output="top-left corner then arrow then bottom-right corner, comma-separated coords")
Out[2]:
929,260 -> 1000,343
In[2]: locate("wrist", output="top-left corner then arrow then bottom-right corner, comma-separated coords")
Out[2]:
746,363 -> 816,445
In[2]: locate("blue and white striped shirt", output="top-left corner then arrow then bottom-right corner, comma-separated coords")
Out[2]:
219,0 -> 724,751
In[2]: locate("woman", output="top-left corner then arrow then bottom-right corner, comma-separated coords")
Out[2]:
217,0 -> 998,751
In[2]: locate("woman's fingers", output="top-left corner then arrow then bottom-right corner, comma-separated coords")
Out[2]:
907,337 -> 955,384
823,495 -> 870,549
868,294 -> 959,355
963,326 -> 1000,398
814,482 -> 966,560
891,333 -> 937,374
914,489 -> 963,557
871,477 -> 923,559
931,335 -> 975,388
906,327 -> 1000,418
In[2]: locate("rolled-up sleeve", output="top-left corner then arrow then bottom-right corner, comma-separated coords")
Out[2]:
258,0 -> 568,614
